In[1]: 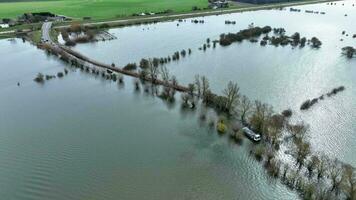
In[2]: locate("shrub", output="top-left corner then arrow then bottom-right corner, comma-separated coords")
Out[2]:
65,40 -> 76,46
123,63 -> 137,71
235,130 -> 244,144
45,75 -> 55,80
181,50 -> 186,57
310,37 -> 322,48
139,59 -> 149,69
342,46 -> 355,58
260,40 -> 267,46
57,72 -> 64,78
34,73 -> 44,83
253,144 -> 265,161
99,23 -> 110,29
282,109 -> 292,117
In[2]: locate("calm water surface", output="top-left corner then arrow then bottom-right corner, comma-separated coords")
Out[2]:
0,40 -> 298,199
1,1 -> 356,200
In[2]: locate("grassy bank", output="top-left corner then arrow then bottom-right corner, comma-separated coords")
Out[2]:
0,0 -> 207,20
0,0 -> 338,40
49,0 -> 338,30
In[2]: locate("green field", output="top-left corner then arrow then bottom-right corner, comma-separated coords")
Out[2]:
0,0 -> 208,20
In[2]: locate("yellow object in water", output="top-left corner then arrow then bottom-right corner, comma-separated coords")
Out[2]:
217,121 -> 227,134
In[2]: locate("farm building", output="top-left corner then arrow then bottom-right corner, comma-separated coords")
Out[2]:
234,0 -> 297,4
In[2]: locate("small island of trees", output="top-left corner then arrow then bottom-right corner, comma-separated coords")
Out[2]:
342,46 -> 356,58
218,26 -> 322,49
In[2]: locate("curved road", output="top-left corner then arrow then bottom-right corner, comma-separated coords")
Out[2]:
41,22 -> 53,43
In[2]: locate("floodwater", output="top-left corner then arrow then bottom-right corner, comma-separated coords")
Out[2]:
0,39 -> 298,200
0,1 -> 355,200
73,0 -> 356,165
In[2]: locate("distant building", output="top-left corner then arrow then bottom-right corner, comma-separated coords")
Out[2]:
234,0 -> 296,4
208,0 -> 229,9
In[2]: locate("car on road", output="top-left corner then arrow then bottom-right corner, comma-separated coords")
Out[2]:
242,127 -> 261,142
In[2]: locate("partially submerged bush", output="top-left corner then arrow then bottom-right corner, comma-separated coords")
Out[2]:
139,58 -> 149,69
34,73 -> 44,83
123,63 -> 137,71
253,144 -> 266,161
342,46 -> 356,58
282,109 -> 292,117
310,37 -> 322,48
235,130 -> 244,144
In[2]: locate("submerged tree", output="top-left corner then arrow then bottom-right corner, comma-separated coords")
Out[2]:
306,155 -> 320,178
238,95 -> 252,123
195,75 -> 201,97
223,81 -> 240,114
201,76 -> 210,101
139,58 -> 150,69
329,159 -> 343,196
310,37 -> 322,48
294,139 -> 311,169
342,164 -> 356,200
148,59 -> 159,83
316,154 -> 328,180
342,46 -> 356,58
249,101 -> 273,134
34,73 -> 45,83
188,83 -> 195,96
160,65 -> 170,83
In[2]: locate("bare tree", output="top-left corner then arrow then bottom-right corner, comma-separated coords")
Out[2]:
148,59 -> 159,83
287,123 -> 308,140
201,76 -> 209,100
282,164 -> 289,180
329,159 -> 343,196
306,155 -> 320,178
294,138 -> 311,169
250,100 -> 273,134
238,95 -> 252,123
267,127 -> 282,147
188,83 -> 195,96
160,65 -> 170,83
316,154 -> 328,180
195,75 -> 201,97
342,164 -> 356,200
181,93 -> 190,107
223,81 -> 240,113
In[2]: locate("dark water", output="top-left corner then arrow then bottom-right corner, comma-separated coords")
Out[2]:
73,1 -> 356,165
0,39 -> 298,199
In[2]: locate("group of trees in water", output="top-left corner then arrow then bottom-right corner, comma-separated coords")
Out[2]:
191,19 -> 205,24
219,26 -> 322,49
123,48 -> 192,71
33,69 -> 68,83
342,46 -> 356,58
300,86 -> 346,110
158,72 -> 354,200
51,53 -> 356,200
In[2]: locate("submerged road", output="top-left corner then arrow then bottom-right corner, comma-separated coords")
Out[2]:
40,22 -> 190,92
41,22 -> 53,43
